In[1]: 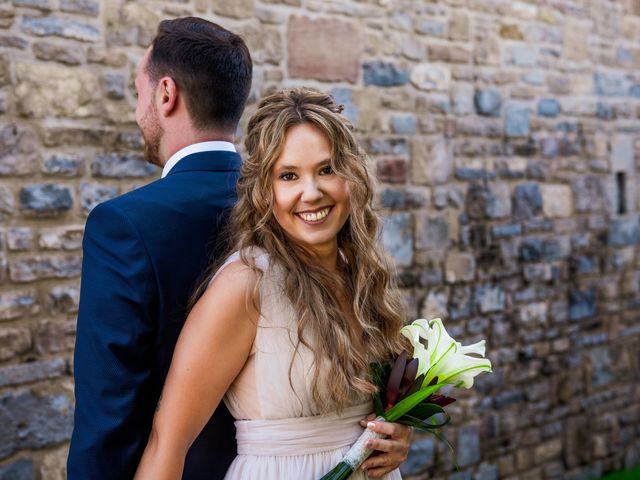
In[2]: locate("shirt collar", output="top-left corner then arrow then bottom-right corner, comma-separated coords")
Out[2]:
161,141 -> 237,178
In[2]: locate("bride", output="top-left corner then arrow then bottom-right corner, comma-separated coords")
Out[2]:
135,87 -> 411,479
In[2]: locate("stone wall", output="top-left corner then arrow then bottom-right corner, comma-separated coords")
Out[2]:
0,0 -> 639,479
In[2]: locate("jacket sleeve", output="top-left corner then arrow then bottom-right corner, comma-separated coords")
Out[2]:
68,201 -> 158,480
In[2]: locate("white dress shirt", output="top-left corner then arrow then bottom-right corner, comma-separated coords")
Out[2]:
161,141 -> 237,178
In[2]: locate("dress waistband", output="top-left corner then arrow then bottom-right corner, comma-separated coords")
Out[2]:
234,403 -> 372,456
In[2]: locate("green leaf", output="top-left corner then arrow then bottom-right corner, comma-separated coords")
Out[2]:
396,413 -> 450,431
373,392 -> 384,417
407,402 -> 445,420
319,461 -> 354,480
383,382 -> 445,422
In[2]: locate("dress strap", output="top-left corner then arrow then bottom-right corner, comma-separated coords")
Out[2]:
234,403 -> 372,456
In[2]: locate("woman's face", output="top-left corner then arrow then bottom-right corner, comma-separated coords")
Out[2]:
271,123 -> 351,261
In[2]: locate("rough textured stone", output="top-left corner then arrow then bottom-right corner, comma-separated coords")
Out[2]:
6,228 -> 33,251
411,137 -> 453,185
415,214 -> 449,250
445,252 -> 475,283
540,184 -> 573,218
364,62 -> 409,86
288,16 -> 360,83
39,226 -> 83,251
390,114 -> 417,134
9,255 -> 81,282
505,103 -> 530,137
0,459 -> 34,480
19,184 -> 73,217
466,182 -> 511,220
0,358 -> 66,388
42,154 -> 85,177
410,64 -> 451,91
60,0 -> 100,15
0,389 -> 73,459
475,89 -> 502,116
0,290 -> 38,321
104,1 -> 159,47
47,286 -> 79,314
15,63 -> 101,118
458,424 -> 481,467
21,15 -> 99,42
80,182 -> 119,213
537,98 -> 561,117
32,42 -> 83,65
0,123 -> 40,176
607,218 -> 640,247
382,213 -> 412,267
474,284 -> 506,313
376,159 -> 407,183
91,153 -> 156,178
0,184 -> 15,219
13,0 -> 51,10
34,320 -> 76,354
569,288 -> 596,320
514,183 -> 543,220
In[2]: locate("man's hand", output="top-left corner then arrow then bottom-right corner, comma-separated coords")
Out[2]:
358,415 -> 412,478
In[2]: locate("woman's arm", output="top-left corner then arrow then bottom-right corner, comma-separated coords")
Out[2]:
134,261 -> 259,480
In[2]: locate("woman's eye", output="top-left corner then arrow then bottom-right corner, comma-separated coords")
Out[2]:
320,165 -> 334,175
280,172 -> 296,181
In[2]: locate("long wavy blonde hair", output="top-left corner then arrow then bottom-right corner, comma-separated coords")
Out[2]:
195,87 -> 406,412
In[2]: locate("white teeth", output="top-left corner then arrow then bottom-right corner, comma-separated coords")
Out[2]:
299,207 -> 330,222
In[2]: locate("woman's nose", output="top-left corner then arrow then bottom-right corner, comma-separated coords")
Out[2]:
301,178 -> 323,203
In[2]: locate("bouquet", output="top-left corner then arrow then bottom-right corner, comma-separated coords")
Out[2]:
320,318 -> 492,480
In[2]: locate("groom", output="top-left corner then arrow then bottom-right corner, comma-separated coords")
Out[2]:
69,16 -> 411,480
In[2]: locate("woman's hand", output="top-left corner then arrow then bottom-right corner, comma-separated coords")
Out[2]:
358,415 -> 412,478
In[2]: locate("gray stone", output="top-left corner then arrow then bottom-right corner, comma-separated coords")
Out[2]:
421,286 -> 449,318
0,327 -> 31,361
365,138 -> 408,156
390,115 -> 417,134
416,19 -> 445,37
593,73 -> 629,96
541,137 -> 559,158
39,226 -> 83,250
0,123 -> 40,176
116,131 -> 144,150
492,223 -> 522,238
451,286 -> 472,319
104,73 -> 125,99
32,42 -> 83,65
474,89 -> 501,117
60,0 -> 99,15
570,255 -> 599,275
415,214 -> 449,250
382,213 -> 412,267
47,285 -> 79,314
596,102 -> 614,120
569,288 -> 596,320
80,182 -> 119,214
513,183 -> 543,220
0,358 -> 66,388
466,183 -> 511,220
42,154 -> 84,177
611,134 -> 634,171
13,0 -> 51,10
19,184 -> 73,216
452,83 -> 474,116
34,319 -> 76,354
363,62 -> 409,86
330,88 -> 358,127
506,45 -> 537,67
400,436 -> 434,475
537,98 -> 561,117
91,153 -> 157,178
9,255 -> 81,282
0,389 -> 73,459
0,290 -> 38,321
457,424 -> 480,467
0,458 -> 34,480
607,217 -> 640,246
6,228 -> 33,251
522,71 -> 545,85
21,15 -> 99,42
573,176 -> 605,213
504,104 -> 530,137
474,284 -> 505,313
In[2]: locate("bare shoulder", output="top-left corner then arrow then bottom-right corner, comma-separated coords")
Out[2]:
196,259 -> 261,315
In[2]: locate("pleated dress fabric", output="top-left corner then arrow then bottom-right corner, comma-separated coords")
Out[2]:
215,249 -> 401,480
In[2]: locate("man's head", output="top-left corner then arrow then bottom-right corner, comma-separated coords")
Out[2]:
134,17 -> 252,166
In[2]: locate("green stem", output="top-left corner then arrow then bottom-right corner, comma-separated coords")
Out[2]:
319,461 -> 354,480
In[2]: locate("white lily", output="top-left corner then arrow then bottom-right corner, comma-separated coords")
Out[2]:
400,318 -> 492,389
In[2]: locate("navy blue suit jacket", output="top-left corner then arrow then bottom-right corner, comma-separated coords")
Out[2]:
68,151 -> 241,480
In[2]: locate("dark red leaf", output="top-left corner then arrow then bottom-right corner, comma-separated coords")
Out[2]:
385,350 -> 407,408
398,357 -> 419,399
425,394 -> 456,408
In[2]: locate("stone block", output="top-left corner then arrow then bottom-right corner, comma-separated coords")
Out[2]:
0,123 -> 40,176
450,286 -> 472,319
607,217 -> 640,246
573,176 -> 605,213
19,184 -> 73,217
60,0 -> 99,15
0,358 -> 66,388
15,63 -> 101,118
390,115 -> 417,135
237,22 -> 282,65
0,290 -> 38,320
563,21 -> 588,61
13,0 -> 51,10
611,134 -> 634,172
42,154 -> 85,177
596,102 -> 614,120
569,288 -> 596,320
410,64 -> 451,91
7,228 -> 33,251
474,89 -> 501,117
0,327 -> 31,361
449,12 -> 469,41
452,83 -> 474,116
210,0 -> 255,18
39,226 -> 83,251
288,16 -> 360,83
32,42 -> 82,65
540,184 -> 573,218
420,286 -> 449,318
381,213 -> 412,267
500,24 -> 524,39
364,62 -> 409,86
466,182 -> 511,220
47,285 -> 80,315
0,459 -> 34,480
330,88 -> 358,127
21,15 -> 99,42
445,252 -> 475,283
523,263 -> 553,282
80,182 -> 119,214
513,183 -> 543,221
0,389 -> 73,459
410,137 -> 453,185
593,72 -> 629,96
518,302 -> 547,326
104,73 -> 125,99
365,138 -> 407,156
376,159 -> 407,184
492,223 -> 522,238
91,153 -> 156,178
541,137 -> 559,158
457,424 -> 480,467
427,44 -> 471,63
537,98 -> 561,117
474,284 -> 505,313
505,45 -> 538,67
415,214 -> 449,250
34,319 -> 76,354
104,2 -> 159,48
415,19 -> 445,37
9,255 -> 81,282
570,255 -> 599,275
39,446 -> 67,480
400,436 -> 434,475
505,104 -> 530,137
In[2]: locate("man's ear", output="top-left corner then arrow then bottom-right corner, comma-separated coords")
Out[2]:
157,76 -> 178,116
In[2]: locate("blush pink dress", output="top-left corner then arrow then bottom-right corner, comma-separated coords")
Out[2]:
214,249 -> 402,479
